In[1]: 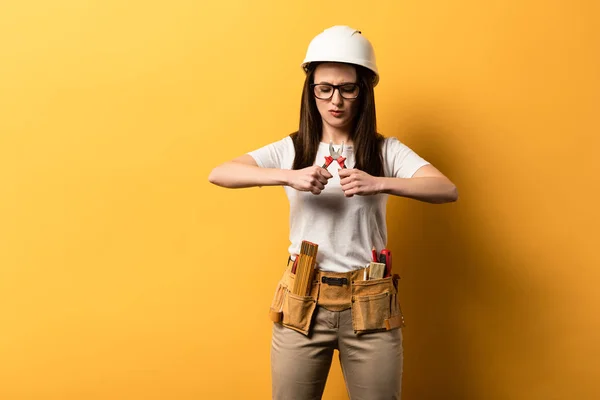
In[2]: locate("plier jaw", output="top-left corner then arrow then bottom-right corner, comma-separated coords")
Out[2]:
321,141 -> 347,169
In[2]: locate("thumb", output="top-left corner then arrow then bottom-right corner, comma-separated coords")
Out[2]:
319,167 -> 333,179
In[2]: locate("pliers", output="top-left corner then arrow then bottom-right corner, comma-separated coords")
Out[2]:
321,141 -> 347,169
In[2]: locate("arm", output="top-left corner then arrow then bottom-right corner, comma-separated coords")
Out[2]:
379,164 -> 458,204
208,154 -> 289,188
339,164 -> 458,204
208,154 -> 333,194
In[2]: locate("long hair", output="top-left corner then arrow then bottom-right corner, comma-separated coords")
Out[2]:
290,62 -> 384,177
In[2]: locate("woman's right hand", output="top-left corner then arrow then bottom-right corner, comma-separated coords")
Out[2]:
287,166 -> 333,194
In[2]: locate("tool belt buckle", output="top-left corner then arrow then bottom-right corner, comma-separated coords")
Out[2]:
321,276 -> 348,286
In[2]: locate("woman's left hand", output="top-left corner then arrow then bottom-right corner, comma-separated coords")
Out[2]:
338,169 -> 383,197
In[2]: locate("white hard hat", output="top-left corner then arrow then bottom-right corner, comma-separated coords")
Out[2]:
301,25 -> 379,86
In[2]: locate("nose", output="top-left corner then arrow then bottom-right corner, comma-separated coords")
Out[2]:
331,88 -> 343,106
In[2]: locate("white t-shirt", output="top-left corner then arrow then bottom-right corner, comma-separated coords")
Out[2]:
248,136 -> 429,272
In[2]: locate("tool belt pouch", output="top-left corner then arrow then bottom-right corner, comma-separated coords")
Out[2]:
268,268 -> 319,336
351,274 -> 405,334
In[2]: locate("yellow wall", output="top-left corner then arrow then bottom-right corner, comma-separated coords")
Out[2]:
1,1 -> 599,399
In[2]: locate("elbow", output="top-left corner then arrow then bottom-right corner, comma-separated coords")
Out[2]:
209,161 -> 247,189
208,167 -> 223,186
431,184 -> 458,204
448,185 -> 459,202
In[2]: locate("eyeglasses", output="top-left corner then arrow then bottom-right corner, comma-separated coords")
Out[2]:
311,83 -> 360,100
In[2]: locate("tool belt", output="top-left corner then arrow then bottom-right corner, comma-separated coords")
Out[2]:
268,262 -> 406,336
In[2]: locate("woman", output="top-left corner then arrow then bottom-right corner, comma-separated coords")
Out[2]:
209,25 -> 457,400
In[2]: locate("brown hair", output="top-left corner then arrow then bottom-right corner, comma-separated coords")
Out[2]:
290,62 -> 384,177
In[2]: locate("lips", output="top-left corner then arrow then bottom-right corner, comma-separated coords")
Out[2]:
329,110 -> 343,117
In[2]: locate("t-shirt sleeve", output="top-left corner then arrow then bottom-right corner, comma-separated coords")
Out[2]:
247,136 -> 294,169
384,137 -> 430,178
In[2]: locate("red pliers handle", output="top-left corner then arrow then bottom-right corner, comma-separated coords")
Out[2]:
322,156 -> 346,169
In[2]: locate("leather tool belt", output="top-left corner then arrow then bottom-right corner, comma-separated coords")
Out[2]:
268,261 -> 405,336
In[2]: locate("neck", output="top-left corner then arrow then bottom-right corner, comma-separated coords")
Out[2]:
321,124 -> 352,145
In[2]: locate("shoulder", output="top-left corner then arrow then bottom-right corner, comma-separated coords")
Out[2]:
278,135 -> 295,154
381,135 -> 410,154
380,135 -> 419,173
273,134 -> 296,162
381,135 -> 404,146
264,135 -> 295,150
282,135 -> 294,146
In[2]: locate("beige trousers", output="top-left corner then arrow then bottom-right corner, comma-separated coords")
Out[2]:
271,306 -> 403,400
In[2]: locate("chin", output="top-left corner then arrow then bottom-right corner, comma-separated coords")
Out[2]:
325,117 -> 351,130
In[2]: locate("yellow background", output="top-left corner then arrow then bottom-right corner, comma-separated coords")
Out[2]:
1,1 -> 599,399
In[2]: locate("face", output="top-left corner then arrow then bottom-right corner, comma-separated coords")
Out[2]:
312,63 -> 359,133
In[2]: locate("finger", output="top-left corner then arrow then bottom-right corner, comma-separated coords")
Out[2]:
316,174 -> 329,185
339,172 -> 355,184
311,187 -> 321,195
340,177 -> 353,186
313,169 -> 330,183
338,168 -> 352,178
341,182 -> 357,193
309,177 -> 324,190
340,168 -> 359,178
340,175 -> 359,186
318,168 -> 333,180
343,186 -> 358,197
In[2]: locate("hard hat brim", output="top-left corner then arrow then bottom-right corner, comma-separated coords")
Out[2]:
301,59 -> 379,86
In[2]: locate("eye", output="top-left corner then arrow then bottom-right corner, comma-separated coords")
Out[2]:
317,85 -> 332,93
341,84 -> 358,94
